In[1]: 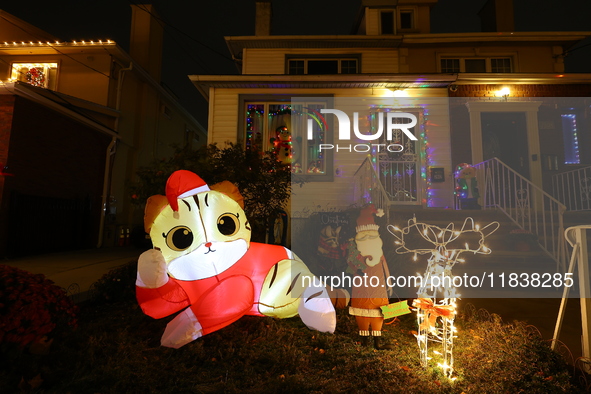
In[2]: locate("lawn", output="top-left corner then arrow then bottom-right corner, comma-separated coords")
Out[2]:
1,261 -> 589,393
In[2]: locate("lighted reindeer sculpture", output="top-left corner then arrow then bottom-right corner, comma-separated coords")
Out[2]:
387,217 -> 499,378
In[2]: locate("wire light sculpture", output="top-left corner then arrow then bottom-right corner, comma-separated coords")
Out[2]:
387,217 -> 499,379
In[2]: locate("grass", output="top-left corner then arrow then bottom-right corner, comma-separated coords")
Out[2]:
1,262 -> 589,393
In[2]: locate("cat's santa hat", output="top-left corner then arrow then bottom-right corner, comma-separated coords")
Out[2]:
165,170 -> 210,212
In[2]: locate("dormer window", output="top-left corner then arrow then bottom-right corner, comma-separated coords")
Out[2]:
11,62 -> 58,89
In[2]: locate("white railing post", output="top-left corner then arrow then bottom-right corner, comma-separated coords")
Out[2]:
354,157 -> 391,220
552,225 -> 590,366
552,165 -> 591,211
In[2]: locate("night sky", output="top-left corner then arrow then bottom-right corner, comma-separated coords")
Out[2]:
2,0 -> 590,128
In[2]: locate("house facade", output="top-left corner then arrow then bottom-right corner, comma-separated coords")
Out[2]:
190,0 -> 591,218
0,5 -> 206,257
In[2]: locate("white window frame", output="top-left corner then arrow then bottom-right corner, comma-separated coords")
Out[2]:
286,57 -> 360,75
438,55 -> 516,73
10,62 -> 59,89
239,95 -> 334,182
397,6 -> 418,31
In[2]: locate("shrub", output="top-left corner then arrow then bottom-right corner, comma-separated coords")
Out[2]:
90,261 -> 138,304
130,142 -> 296,242
0,265 -> 78,349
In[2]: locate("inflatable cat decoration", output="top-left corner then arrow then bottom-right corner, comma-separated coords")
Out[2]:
136,170 -> 345,348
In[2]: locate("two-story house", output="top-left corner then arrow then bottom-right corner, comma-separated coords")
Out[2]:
0,5 -> 206,257
190,0 -> 591,240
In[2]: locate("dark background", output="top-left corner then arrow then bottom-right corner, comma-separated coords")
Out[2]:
2,0 -> 590,128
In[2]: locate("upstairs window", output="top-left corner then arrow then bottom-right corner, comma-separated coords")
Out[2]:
398,8 -> 416,30
380,11 -> 395,34
439,57 -> 512,73
287,57 -> 359,75
11,62 -> 58,89
490,58 -> 512,73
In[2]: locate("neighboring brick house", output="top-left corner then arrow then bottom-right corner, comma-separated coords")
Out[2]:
0,5 -> 206,257
190,0 -> 591,215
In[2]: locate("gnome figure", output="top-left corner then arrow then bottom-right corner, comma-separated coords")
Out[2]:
346,205 -> 394,350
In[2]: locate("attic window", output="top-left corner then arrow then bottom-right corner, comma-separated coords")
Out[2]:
11,62 -> 58,89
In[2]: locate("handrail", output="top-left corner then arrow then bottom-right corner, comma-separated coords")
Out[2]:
552,165 -> 591,211
353,157 -> 390,218
473,157 -> 569,272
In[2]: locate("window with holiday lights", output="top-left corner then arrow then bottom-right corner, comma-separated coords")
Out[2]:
11,62 -> 58,89
561,113 -> 580,164
243,99 -> 332,181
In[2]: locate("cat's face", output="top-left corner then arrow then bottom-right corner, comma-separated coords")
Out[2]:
148,190 -> 251,280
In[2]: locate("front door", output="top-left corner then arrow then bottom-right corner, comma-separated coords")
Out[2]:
375,110 -> 422,204
481,112 -> 529,178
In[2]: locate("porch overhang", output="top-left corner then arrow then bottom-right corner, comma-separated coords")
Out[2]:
188,74 -> 457,101
0,81 -> 119,137
225,35 -> 404,59
454,73 -> 591,85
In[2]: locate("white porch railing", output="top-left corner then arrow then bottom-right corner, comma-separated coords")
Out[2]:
473,157 -> 569,272
353,157 -> 390,217
552,225 -> 591,364
552,165 -> 591,211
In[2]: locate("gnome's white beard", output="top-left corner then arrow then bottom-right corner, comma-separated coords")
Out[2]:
356,235 -> 384,267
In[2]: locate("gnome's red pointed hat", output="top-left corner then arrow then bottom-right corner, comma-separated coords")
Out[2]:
165,170 -> 210,212
356,204 -> 384,233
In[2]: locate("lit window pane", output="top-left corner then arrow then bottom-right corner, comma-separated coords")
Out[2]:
562,114 -> 580,164
11,62 -> 58,89
246,104 -> 265,152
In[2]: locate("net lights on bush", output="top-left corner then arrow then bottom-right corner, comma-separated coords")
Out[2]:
387,217 -> 499,379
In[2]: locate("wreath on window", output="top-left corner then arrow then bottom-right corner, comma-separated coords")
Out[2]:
26,67 -> 45,87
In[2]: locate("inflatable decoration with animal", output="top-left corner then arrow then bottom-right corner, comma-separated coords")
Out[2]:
136,170 -> 344,348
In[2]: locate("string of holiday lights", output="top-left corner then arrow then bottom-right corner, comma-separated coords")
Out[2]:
387,217 -> 499,379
